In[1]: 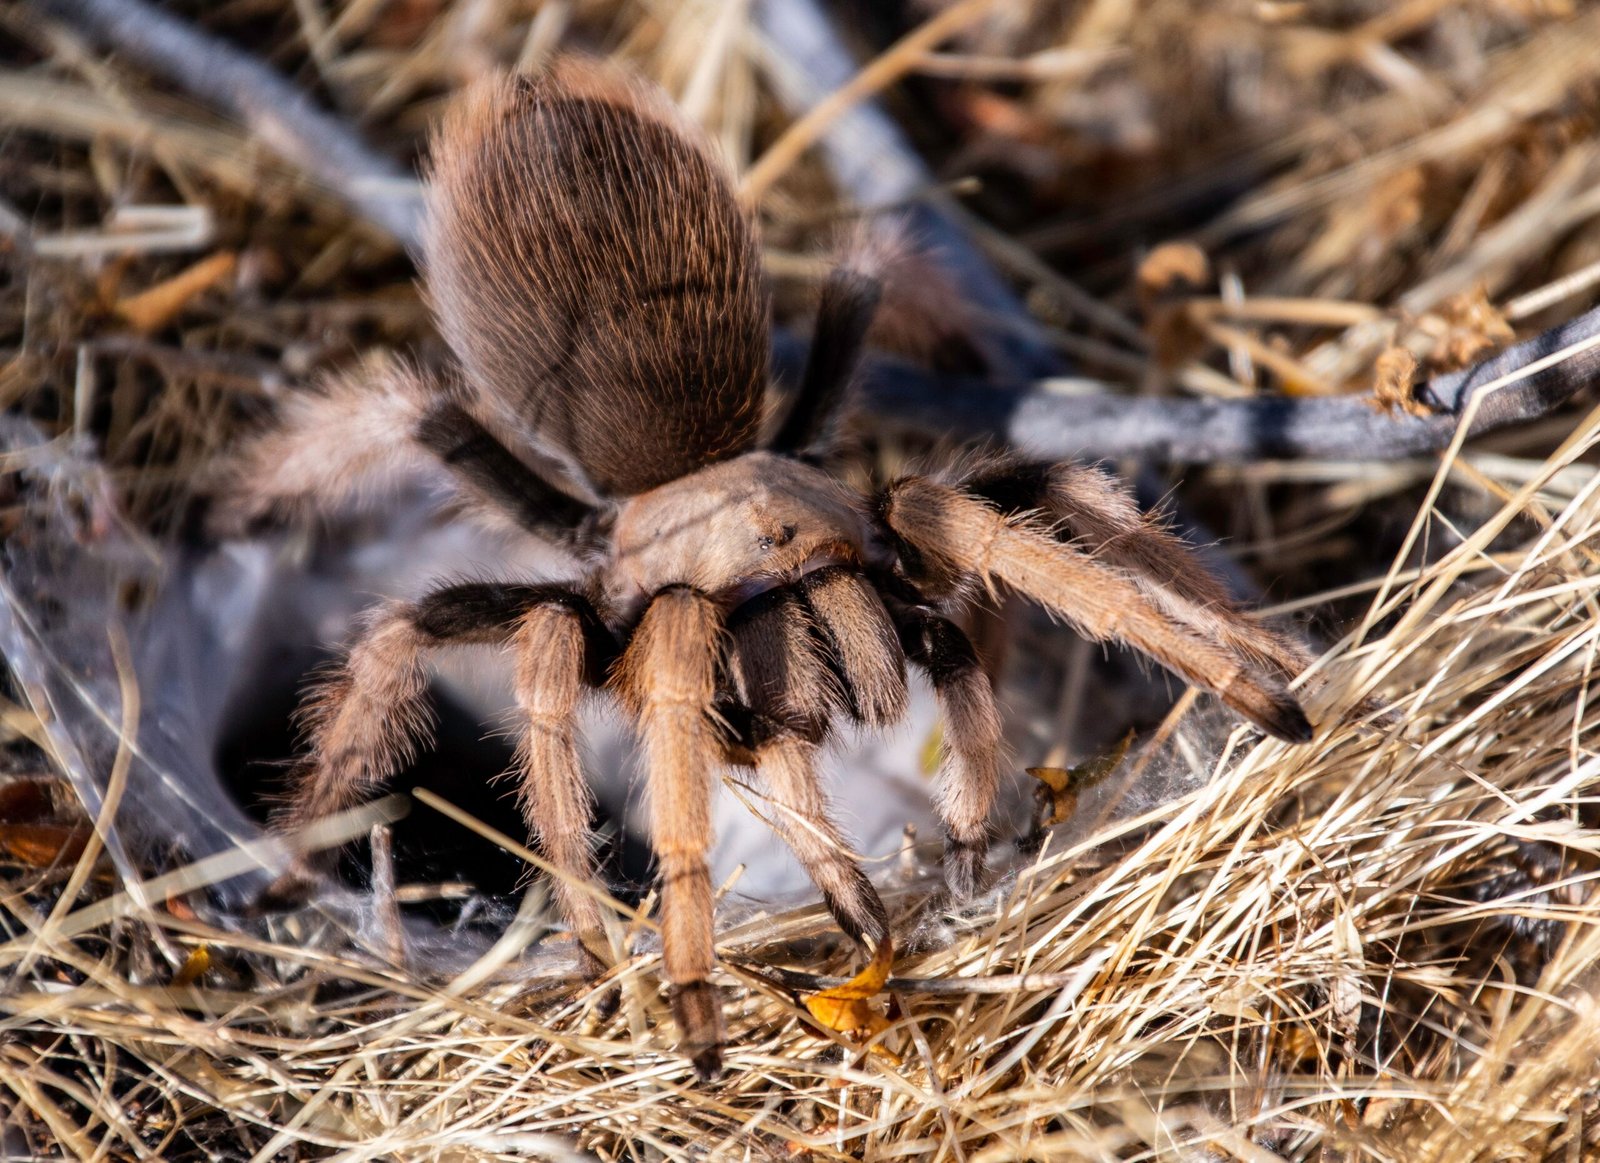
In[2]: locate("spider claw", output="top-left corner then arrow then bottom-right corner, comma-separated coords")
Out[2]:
691,1045 -> 725,1082
1234,690 -> 1314,744
670,981 -> 726,1080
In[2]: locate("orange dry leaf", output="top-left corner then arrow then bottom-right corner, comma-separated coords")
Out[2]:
804,939 -> 897,1059
1425,285 -> 1514,372
1135,241 -> 1211,312
171,944 -> 212,987
1136,241 -> 1211,368
114,251 -> 238,334
1370,346 -> 1427,416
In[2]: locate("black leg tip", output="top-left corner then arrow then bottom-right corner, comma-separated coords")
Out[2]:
1265,702 -> 1315,744
943,838 -> 989,899
1231,687 -> 1316,745
669,981 -> 726,1083
691,1045 -> 725,1082
593,983 -> 622,1022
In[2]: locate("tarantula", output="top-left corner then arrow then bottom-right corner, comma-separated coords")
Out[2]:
222,59 -> 1313,1079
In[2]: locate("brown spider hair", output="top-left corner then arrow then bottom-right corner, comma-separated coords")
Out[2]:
219,59 -> 1314,1081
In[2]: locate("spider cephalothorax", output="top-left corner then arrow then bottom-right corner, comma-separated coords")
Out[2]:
222,58 -> 1313,1079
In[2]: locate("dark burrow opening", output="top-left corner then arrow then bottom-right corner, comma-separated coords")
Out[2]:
213,642 -> 655,928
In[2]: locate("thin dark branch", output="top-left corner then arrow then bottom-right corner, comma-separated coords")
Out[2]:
849,305 -> 1600,462
33,0 -> 424,251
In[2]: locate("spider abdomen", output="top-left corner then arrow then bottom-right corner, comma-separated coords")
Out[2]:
424,63 -> 767,499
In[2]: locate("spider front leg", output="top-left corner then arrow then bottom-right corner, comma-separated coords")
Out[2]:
724,592 -> 892,954
281,581 -> 617,977
796,565 -> 910,729
877,476 -> 1313,743
964,460 -> 1313,685
612,585 -> 728,1080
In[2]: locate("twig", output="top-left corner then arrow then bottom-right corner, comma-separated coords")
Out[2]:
740,0 -> 1001,205
32,0 -> 423,251
847,303 -> 1600,463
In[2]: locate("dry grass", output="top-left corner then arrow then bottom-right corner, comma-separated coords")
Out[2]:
5,433 -> 1599,1159
5,1 -> 1600,1159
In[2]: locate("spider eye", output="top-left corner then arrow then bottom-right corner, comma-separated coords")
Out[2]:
758,524 -> 797,553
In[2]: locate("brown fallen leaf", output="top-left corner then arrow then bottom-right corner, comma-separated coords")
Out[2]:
804,939 -> 898,1061
1026,730 -> 1134,832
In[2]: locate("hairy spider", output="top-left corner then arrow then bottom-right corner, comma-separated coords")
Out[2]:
220,59 -> 1313,1079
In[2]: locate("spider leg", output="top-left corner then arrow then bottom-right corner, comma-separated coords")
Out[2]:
769,245 -> 885,455
212,357 -> 438,535
754,733 -> 893,952
613,585 -> 728,1080
878,476 -> 1313,743
889,604 -> 1004,898
213,360 -> 597,546
726,588 -> 843,736
723,594 -> 891,953
414,401 -> 598,547
506,591 -> 619,978
965,459 -> 1313,683
796,565 -> 909,729
282,581 -> 617,976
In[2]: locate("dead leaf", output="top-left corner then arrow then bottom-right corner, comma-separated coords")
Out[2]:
1136,241 -> 1211,312
1421,285 -> 1514,372
1370,346 -> 1426,416
1027,731 -> 1133,830
1137,242 -> 1211,369
171,944 -> 211,987
805,939 -> 898,1060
